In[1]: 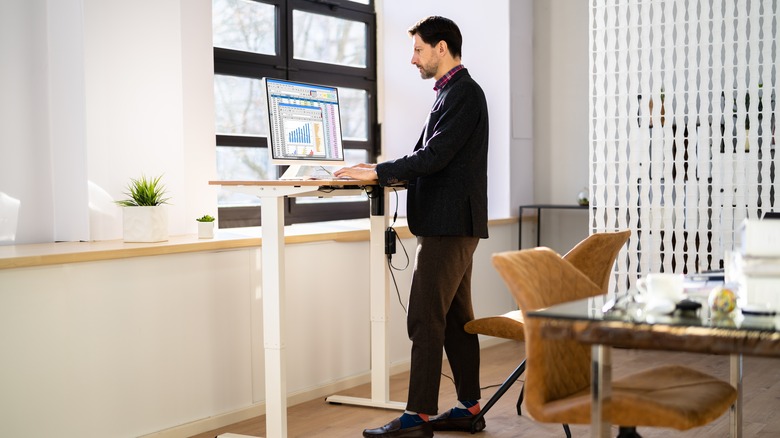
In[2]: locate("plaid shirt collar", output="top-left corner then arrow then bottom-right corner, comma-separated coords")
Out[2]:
433,64 -> 464,92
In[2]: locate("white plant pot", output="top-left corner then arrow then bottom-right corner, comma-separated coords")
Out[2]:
122,206 -> 169,243
197,221 -> 214,239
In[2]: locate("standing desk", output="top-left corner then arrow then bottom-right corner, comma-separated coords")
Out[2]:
209,180 -> 405,438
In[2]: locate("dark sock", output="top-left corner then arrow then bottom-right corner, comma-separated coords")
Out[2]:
399,413 -> 428,428
449,400 -> 480,418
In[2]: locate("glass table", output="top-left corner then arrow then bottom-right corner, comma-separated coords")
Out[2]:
527,296 -> 780,438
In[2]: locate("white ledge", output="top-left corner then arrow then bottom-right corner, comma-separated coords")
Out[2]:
0,217 -> 515,270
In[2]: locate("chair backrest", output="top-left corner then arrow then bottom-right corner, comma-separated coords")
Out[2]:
563,230 -> 631,294
491,248 -> 603,423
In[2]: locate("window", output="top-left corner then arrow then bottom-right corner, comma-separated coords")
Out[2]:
212,0 -> 377,227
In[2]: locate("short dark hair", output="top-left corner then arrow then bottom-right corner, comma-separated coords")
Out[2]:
408,16 -> 462,59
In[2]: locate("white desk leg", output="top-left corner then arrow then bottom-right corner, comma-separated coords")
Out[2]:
325,187 -> 404,410
262,195 -> 288,437
591,344 -> 611,438
369,192 -> 391,404
730,354 -> 743,438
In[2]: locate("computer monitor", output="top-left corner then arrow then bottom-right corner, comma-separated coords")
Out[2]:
262,77 -> 346,180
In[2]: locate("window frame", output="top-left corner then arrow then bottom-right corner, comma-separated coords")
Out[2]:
213,0 -> 377,227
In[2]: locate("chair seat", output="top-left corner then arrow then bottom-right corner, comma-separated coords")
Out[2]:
467,231 -> 631,431
529,364 -> 738,431
464,310 -> 525,341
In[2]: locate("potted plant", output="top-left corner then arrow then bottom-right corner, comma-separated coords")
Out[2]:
196,214 -> 215,239
115,174 -> 170,242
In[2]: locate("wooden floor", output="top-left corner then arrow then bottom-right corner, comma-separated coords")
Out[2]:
190,341 -> 780,438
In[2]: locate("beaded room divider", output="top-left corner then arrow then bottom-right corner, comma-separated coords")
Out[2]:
590,1 -> 777,297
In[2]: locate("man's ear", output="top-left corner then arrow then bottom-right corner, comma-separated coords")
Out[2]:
437,40 -> 449,57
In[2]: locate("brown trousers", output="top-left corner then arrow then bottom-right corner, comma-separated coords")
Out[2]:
405,235 -> 481,414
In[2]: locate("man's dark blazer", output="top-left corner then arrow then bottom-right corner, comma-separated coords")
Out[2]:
375,68 -> 489,238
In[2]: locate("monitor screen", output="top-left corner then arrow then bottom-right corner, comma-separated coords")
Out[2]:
262,78 -> 346,179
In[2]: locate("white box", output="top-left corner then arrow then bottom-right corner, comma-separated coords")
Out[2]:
741,276 -> 780,311
739,219 -> 780,257
727,252 -> 780,310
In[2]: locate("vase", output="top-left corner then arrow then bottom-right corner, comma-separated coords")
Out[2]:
122,206 -> 169,242
197,221 -> 214,239
577,187 -> 589,206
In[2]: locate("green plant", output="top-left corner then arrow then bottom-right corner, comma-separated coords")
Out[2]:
196,214 -> 215,222
115,174 -> 170,207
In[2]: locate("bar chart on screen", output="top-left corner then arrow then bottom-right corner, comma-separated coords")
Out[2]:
284,120 -> 324,157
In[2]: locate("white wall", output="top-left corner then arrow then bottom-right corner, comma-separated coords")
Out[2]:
84,0 -> 217,241
0,0 -> 216,245
510,2 -> 535,213
1,0 -> 527,245
0,250 -> 254,437
527,0 -> 591,253
0,0 -> 591,251
378,0 -> 522,219
0,0 -> 55,243
49,0 -> 90,241
0,223 -> 516,437
533,1 -> 589,204
379,0 -> 585,253
0,0 -> 600,436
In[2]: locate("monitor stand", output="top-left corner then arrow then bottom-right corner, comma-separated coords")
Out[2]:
279,164 -> 336,181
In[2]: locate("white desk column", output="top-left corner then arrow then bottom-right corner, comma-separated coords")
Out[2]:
261,194 -> 288,438
368,187 -> 393,405
324,186 -> 405,410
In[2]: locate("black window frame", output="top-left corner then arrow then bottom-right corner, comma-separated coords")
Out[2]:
214,0 -> 378,227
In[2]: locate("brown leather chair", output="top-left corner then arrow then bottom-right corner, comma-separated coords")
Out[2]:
492,247 -> 737,437
464,230 -> 631,430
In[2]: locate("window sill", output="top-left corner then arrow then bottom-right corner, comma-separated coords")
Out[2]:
0,217 -> 516,270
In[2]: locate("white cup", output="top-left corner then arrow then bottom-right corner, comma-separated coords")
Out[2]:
636,273 -> 685,303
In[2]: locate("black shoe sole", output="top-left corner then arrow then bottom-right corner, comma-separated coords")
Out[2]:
430,415 -> 486,432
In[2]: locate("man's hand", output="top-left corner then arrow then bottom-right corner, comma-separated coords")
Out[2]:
334,163 -> 378,181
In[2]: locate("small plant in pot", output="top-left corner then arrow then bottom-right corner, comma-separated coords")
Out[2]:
115,174 -> 170,207
196,214 -> 216,239
115,174 -> 170,242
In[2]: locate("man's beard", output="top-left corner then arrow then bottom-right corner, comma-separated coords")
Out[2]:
417,62 -> 437,79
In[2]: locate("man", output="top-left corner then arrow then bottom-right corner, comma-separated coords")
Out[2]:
334,16 -> 489,438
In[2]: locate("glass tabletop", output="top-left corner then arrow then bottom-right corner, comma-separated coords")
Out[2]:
528,296 -> 780,333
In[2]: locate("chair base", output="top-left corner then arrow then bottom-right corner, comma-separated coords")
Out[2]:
470,359 -> 526,432
616,426 -> 642,438
563,424 -> 641,438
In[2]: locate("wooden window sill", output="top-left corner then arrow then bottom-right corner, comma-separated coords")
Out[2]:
0,217 -> 515,270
